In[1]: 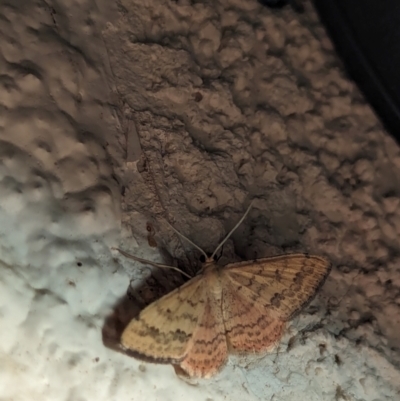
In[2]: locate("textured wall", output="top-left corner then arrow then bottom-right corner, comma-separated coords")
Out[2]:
0,0 -> 399,400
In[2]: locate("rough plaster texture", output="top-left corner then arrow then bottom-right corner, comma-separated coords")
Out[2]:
0,0 -> 399,400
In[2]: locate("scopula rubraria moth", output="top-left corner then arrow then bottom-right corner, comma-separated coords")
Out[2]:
114,202 -> 331,378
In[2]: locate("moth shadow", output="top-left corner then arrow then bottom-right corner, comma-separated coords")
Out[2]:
101,267 -> 187,355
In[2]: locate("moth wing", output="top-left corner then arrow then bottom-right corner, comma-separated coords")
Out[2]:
179,280 -> 228,378
121,274 -> 206,364
221,254 -> 331,352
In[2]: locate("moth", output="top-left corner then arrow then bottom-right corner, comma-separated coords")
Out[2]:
114,202 -> 331,378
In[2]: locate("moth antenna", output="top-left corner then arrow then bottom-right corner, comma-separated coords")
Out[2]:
164,220 -> 209,260
112,247 -> 192,279
210,200 -> 255,260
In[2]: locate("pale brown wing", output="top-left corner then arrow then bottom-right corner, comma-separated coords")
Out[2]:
121,274 -> 206,364
220,254 -> 331,353
221,276 -> 286,353
179,285 -> 228,378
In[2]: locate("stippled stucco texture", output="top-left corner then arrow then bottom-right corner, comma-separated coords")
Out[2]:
0,0 -> 399,400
